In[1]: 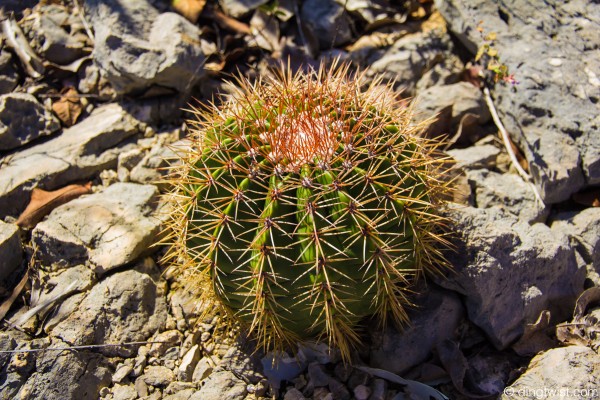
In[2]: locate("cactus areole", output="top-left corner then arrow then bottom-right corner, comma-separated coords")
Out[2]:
165,62 -> 450,360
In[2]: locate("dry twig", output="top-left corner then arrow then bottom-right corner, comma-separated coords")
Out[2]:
483,86 -> 544,205
0,341 -> 171,354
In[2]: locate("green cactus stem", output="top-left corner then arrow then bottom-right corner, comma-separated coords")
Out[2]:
163,61 -> 452,361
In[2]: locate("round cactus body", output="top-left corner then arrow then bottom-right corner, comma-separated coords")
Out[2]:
165,62 -> 450,359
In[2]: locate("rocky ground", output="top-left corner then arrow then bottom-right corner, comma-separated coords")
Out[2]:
0,0 -> 599,399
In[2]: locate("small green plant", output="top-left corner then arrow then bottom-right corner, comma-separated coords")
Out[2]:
163,61 -> 452,360
475,22 -> 518,85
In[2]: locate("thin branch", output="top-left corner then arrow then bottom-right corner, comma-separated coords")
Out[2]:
73,0 -> 95,44
483,86 -> 544,205
0,341 -> 171,354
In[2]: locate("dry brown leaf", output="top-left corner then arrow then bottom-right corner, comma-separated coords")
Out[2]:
347,29 -> 409,53
172,0 -> 206,23
16,182 -> 92,229
557,287 -> 600,348
52,87 -> 83,127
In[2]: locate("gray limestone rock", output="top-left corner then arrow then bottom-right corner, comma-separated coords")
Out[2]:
415,57 -> 463,92
218,345 -> 264,384
43,292 -> 87,334
362,30 -> 454,96
33,265 -> 97,332
112,361 -> 134,384
163,388 -> 196,400
84,0 -> 206,95
0,93 -> 60,151
192,357 -> 213,383
369,287 -> 465,374
0,221 -> 22,283
149,330 -> 183,357
129,141 -> 178,186
178,345 -> 201,382
447,144 -> 500,170
551,207 -> 600,268
0,103 -> 141,218
49,269 -> 167,357
0,50 -> 19,95
301,0 -> 353,49
37,265 -> 96,304
0,332 -> 24,399
32,183 -> 161,273
417,82 -> 491,132
190,370 -> 247,400
440,206 -> 585,349
466,169 -> 550,223
500,346 -> 600,400
18,339 -> 111,400
112,384 -> 138,400
551,207 -> 600,284
139,365 -> 176,387
31,6 -> 88,65
435,0 -> 600,202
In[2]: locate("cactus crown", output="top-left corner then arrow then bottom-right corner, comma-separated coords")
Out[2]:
163,61 -> 451,361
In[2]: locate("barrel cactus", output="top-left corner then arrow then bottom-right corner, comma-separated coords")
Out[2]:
164,61 -> 451,360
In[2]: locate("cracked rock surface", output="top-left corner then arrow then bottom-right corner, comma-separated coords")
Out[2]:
0,103 -> 142,217
0,1 -> 598,399
435,0 -> 600,203
0,93 -> 60,151
32,182 -> 161,273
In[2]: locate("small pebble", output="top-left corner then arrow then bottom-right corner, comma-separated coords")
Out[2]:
135,378 -> 149,397
141,365 -> 176,387
177,344 -> 200,382
199,323 -> 214,332
149,330 -> 182,357
112,362 -> 133,383
203,342 -> 215,354
112,384 -> 137,400
133,347 -> 149,377
549,57 -> 563,66
353,384 -> 371,400
177,319 -> 188,331
192,357 -> 213,382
